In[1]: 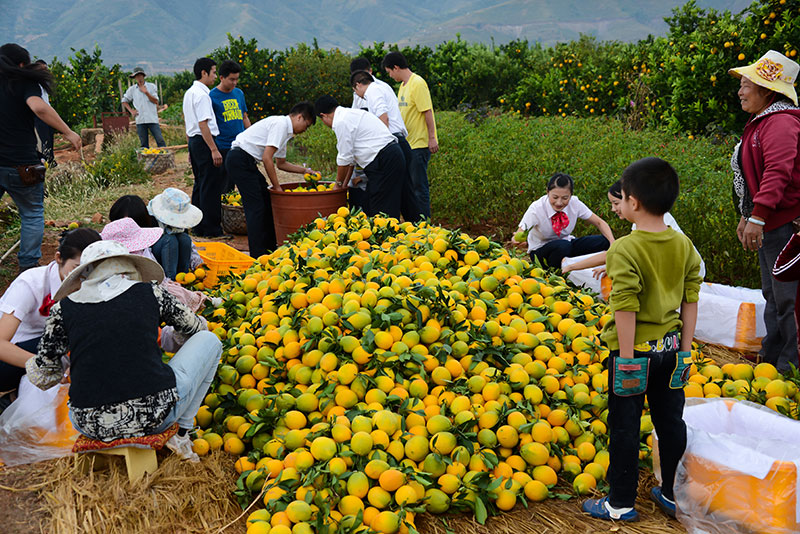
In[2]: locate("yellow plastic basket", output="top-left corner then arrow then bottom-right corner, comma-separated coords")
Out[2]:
193,242 -> 254,287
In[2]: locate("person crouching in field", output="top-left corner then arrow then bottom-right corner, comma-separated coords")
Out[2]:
511,173 -> 614,269
582,158 -> 702,521
25,241 -> 221,461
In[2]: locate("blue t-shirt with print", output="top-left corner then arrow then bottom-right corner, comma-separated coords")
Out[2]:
209,87 -> 248,149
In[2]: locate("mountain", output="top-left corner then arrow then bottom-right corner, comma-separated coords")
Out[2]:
2,0 -> 751,73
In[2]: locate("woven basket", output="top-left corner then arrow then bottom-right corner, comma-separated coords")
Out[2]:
222,204 -> 247,235
136,151 -> 176,174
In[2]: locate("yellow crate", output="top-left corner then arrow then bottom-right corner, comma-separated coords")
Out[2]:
193,242 -> 254,287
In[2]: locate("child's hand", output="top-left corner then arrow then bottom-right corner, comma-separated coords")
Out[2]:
592,266 -> 607,279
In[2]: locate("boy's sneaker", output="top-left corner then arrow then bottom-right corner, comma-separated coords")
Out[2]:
582,497 -> 639,521
166,433 -> 199,462
650,486 -> 677,518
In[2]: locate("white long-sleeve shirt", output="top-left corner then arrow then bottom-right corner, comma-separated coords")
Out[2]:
363,79 -> 407,136
331,107 -> 395,168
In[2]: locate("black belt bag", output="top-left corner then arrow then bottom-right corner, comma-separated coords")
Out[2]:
16,164 -> 47,186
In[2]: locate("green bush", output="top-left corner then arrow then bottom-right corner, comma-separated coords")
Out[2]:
83,133 -> 150,187
296,110 -> 756,286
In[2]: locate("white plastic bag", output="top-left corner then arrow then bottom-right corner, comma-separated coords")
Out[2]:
694,283 -> 766,352
674,397 -> 800,534
0,376 -> 77,466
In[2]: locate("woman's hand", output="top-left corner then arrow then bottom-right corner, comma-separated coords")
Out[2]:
592,266 -> 607,280
742,220 -> 764,251
736,216 -> 747,245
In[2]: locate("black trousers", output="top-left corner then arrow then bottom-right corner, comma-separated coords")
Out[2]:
0,337 -> 40,391
219,148 -> 235,194
532,235 -> 609,269
188,135 -> 224,236
225,148 -> 276,257
394,134 -> 423,222
363,142 -> 405,218
607,349 -> 687,507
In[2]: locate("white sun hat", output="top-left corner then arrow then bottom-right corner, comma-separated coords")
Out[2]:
729,50 -> 799,106
148,188 -> 203,229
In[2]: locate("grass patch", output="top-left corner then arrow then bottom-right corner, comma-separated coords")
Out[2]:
296,111 -> 754,287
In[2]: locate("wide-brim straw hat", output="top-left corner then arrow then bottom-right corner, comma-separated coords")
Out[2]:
148,187 -> 203,229
729,50 -> 799,106
53,240 -> 164,301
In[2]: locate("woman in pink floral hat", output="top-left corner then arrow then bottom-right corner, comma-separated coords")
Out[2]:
730,50 -> 800,373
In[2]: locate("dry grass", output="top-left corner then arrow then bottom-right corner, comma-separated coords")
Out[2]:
41,451 -> 246,534
701,343 -> 757,368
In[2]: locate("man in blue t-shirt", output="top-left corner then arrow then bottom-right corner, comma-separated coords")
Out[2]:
210,60 -> 250,193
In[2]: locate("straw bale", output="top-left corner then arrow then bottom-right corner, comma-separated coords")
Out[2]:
701,343 -> 756,367
42,450 -> 246,534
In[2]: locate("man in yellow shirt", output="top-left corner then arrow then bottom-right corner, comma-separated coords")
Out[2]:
382,51 -> 437,218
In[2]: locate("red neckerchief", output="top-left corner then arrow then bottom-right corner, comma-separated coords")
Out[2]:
39,293 -> 55,316
551,211 -> 569,236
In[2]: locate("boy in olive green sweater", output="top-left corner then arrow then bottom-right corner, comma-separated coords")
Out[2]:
583,157 -> 702,522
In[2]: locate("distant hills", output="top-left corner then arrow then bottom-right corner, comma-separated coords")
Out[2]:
2,0 -> 751,73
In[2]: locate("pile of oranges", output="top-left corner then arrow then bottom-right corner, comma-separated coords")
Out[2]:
185,208 -> 798,534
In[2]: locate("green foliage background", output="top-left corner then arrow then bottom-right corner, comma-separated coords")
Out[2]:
295,111 -> 754,287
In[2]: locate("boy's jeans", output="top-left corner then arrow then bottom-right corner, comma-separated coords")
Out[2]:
0,167 -> 44,269
152,231 -> 193,280
607,348 -> 687,508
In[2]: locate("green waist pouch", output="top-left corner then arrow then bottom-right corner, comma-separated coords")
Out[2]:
613,356 -> 649,396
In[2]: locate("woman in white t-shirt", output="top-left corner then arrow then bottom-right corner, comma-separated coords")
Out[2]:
512,173 -> 615,269
0,228 -> 101,398
562,180 -> 706,279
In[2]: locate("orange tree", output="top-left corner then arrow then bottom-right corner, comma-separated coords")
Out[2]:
48,46 -> 124,129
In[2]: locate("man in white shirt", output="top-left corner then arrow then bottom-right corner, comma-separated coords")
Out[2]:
183,58 -> 225,237
226,102 -> 316,257
351,70 -> 421,221
314,95 -> 405,218
348,58 -> 372,214
122,67 -> 165,149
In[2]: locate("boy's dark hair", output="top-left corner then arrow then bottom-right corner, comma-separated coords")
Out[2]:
57,228 -> 101,261
0,43 -> 52,93
193,57 -> 216,80
109,195 -> 157,227
620,157 -> 679,215
350,57 -> 371,73
381,51 -> 408,70
314,95 -> 339,116
350,70 -> 374,88
608,180 -> 622,199
218,59 -> 241,78
289,101 -> 316,125
546,172 -> 574,193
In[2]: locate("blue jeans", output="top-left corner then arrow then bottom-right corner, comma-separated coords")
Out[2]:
156,331 -> 221,431
409,148 -> 431,218
0,167 -> 44,268
136,123 -> 166,148
152,232 -> 192,280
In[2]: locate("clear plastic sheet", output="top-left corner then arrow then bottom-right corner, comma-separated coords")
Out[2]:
0,376 -> 77,466
674,397 -> 800,534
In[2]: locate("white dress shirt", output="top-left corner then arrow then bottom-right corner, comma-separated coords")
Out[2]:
363,79 -> 408,136
519,195 -> 594,252
352,92 -> 368,110
122,82 -> 159,124
0,262 -> 62,343
231,115 -> 293,161
332,107 -> 396,168
183,80 -> 218,137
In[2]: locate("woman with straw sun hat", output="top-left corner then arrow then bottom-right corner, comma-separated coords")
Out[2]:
730,50 -> 800,373
24,240 -> 221,460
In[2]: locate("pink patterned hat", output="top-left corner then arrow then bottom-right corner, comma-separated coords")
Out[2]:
100,217 -> 164,253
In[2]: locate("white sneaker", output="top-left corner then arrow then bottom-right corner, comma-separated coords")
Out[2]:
166,433 -> 200,462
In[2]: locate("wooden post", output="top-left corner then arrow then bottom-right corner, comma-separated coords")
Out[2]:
117,78 -> 124,112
